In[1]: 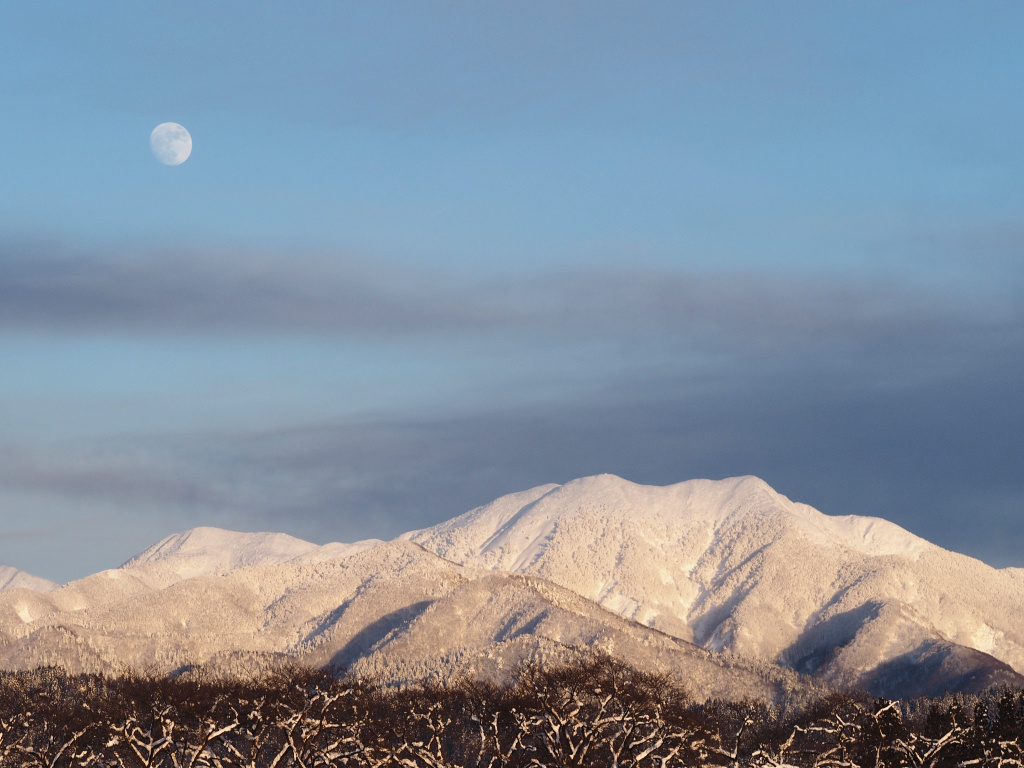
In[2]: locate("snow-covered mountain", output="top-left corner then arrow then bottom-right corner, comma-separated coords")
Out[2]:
0,565 -> 58,593
0,538 -> 808,703
121,526 -> 382,588
0,474 -> 1021,700
407,475 -> 1024,697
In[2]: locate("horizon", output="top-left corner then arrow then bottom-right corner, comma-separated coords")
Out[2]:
2,3 -> 1023,582
5,471 -> 1012,586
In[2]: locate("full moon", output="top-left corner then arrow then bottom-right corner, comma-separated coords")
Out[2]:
150,122 -> 192,166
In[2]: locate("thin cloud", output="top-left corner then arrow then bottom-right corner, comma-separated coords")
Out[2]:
0,526 -> 56,542
0,243 -> 1014,348
0,445 -> 229,509
3,318 -> 1022,570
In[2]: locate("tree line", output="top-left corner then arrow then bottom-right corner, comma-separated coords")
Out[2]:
1,655 -> 1023,767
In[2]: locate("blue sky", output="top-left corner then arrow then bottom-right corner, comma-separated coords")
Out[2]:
1,2 -> 1022,582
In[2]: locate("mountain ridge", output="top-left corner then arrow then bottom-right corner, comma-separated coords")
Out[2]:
407,474 -> 1024,696
1,474 -> 1020,700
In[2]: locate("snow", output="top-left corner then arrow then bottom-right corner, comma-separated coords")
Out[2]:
121,526 -> 384,588
124,526 -> 321,571
0,565 -> 60,593
0,473 -> 1020,701
409,474 -> 1024,688
296,539 -> 384,563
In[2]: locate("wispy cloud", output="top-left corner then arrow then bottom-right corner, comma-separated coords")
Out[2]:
0,242 -> 1015,348
0,525 -> 56,542
0,245 -> 455,334
4,316 -> 1022,571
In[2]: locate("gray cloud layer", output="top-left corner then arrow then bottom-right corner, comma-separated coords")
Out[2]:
2,242 -> 1021,579
3,320 -> 1021,575
1,244 -> 1014,347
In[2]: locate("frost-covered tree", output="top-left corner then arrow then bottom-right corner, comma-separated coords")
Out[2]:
0,661 -> 1021,768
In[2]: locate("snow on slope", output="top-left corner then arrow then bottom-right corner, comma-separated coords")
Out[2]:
0,539 -> 811,703
121,526 -> 381,588
0,565 -> 59,593
407,474 -> 1024,694
2,474 -> 1020,699
0,527 -> 385,648
124,527 -> 321,576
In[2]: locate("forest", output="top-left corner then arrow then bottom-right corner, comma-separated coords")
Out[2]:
1,655 -> 1022,767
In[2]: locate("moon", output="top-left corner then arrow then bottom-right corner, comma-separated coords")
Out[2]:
150,122 -> 192,166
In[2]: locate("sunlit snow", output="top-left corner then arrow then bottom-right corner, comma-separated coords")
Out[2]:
0,474 -> 1021,699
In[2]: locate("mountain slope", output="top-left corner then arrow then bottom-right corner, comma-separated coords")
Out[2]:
1,474 -> 1020,700
0,539 -> 813,703
407,474 -> 1024,696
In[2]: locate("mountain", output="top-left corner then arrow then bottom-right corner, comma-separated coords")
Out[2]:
406,474 -> 1024,697
0,474 -> 1021,700
0,538 -> 811,704
121,526 -> 382,588
0,565 -> 59,593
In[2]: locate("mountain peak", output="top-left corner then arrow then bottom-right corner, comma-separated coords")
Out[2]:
121,526 -> 322,586
406,474 -> 794,581
0,564 -> 59,593
125,526 -> 319,566
408,472 -> 992,692
413,475 -> 928,565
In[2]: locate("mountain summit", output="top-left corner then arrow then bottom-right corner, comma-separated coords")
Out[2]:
0,565 -> 58,594
407,474 -> 1024,696
122,527 -> 383,589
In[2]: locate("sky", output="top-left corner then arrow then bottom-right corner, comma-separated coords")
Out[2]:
1,2 -> 1022,583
